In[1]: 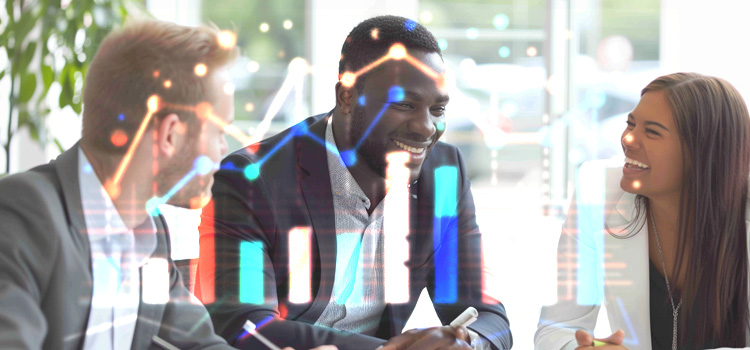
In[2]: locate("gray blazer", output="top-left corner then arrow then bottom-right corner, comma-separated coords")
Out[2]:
0,144 -> 233,350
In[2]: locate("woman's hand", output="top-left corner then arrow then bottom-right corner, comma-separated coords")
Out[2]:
574,329 -> 628,349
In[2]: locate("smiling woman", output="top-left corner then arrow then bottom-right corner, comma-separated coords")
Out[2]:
536,73 -> 750,350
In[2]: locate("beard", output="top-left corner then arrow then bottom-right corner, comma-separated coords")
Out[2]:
156,145 -> 204,208
350,104 -> 388,178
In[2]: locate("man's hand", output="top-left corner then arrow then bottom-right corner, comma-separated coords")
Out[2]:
574,329 -> 628,350
380,326 -> 472,350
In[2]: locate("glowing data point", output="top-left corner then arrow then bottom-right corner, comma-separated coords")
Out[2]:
438,39 -> 448,51
247,61 -> 260,73
404,19 -> 417,31
386,151 -> 410,166
195,102 -> 213,121
526,46 -> 538,57
293,121 -> 309,136
147,95 -> 160,112
105,181 -> 120,199
153,70 -> 160,78
283,20 -> 293,30
245,103 -> 255,112
118,113 -> 125,121
195,63 -> 208,77
624,134 -> 633,143
288,57 -> 308,76
244,164 -> 260,181
420,11 -> 433,24
340,150 -> 357,167
388,86 -> 405,102
632,180 -> 641,189
371,28 -> 379,40
163,80 -> 172,88
436,74 -> 447,91
493,14 -> 510,30
110,129 -> 128,147
437,121 -> 445,131
498,46 -> 511,58
340,72 -> 356,88
194,156 -> 215,175
223,82 -> 235,94
145,197 -> 162,216
358,95 -> 366,106
217,30 -> 237,49
389,44 -> 407,60
259,23 -> 269,32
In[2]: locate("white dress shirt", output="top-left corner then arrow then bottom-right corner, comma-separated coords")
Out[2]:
78,149 -> 157,350
314,119 -> 388,336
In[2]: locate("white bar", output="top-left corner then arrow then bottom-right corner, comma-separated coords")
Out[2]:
288,227 -> 312,304
384,152 -> 411,303
143,258 -> 170,304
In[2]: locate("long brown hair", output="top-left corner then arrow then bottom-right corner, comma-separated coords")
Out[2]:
637,73 -> 750,347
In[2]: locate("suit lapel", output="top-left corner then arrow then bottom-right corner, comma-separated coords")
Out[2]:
604,191 -> 651,349
53,144 -> 95,350
130,216 -> 168,350
54,143 -> 92,255
297,116 -> 338,320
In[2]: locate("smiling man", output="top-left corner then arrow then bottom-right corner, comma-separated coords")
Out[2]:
197,15 -> 512,350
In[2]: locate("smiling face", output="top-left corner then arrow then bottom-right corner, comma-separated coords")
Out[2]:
343,50 -> 448,183
620,90 -> 685,200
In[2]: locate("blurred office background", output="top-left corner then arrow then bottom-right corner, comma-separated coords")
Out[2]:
2,0 -> 749,348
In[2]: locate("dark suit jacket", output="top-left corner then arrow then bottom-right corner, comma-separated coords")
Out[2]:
197,115 -> 512,350
0,144 -> 232,350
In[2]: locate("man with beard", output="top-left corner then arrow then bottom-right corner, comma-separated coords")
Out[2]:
197,15 -> 512,350
0,19 -> 241,349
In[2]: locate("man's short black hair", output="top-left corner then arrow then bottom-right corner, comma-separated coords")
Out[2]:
339,15 -> 441,88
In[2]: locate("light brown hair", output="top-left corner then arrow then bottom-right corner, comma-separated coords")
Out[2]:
81,19 -> 239,158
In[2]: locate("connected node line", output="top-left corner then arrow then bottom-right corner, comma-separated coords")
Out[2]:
339,43 -> 445,89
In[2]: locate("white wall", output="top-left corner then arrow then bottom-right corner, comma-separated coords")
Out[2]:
660,0 -> 750,101
308,0 -> 419,115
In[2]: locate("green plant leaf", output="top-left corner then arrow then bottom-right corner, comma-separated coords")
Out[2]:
26,118 -> 40,142
0,69 -> 5,81
15,10 -> 38,42
53,138 -> 65,153
5,0 -> 14,23
18,42 -> 37,69
58,66 -> 73,108
71,100 -> 82,114
18,73 -> 36,103
41,65 -> 53,90
17,109 -> 29,128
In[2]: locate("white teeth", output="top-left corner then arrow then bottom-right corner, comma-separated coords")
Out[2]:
393,140 -> 425,154
624,157 -> 650,169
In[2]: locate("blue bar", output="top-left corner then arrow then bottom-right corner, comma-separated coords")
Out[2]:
240,241 -> 264,304
434,166 -> 458,303
576,164 -> 605,305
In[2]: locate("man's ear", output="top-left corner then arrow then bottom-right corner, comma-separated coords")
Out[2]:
335,81 -> 355,115
155,113 -> 187,158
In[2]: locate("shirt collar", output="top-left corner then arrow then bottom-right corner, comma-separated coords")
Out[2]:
78,148 -> 156,264
325,117 -> 372,209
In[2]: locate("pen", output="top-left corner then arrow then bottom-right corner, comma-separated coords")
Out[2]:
449,306 -> 479,329
374,308 -> 480,350
152,335 -> 181,350
243,320 -> 282,350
